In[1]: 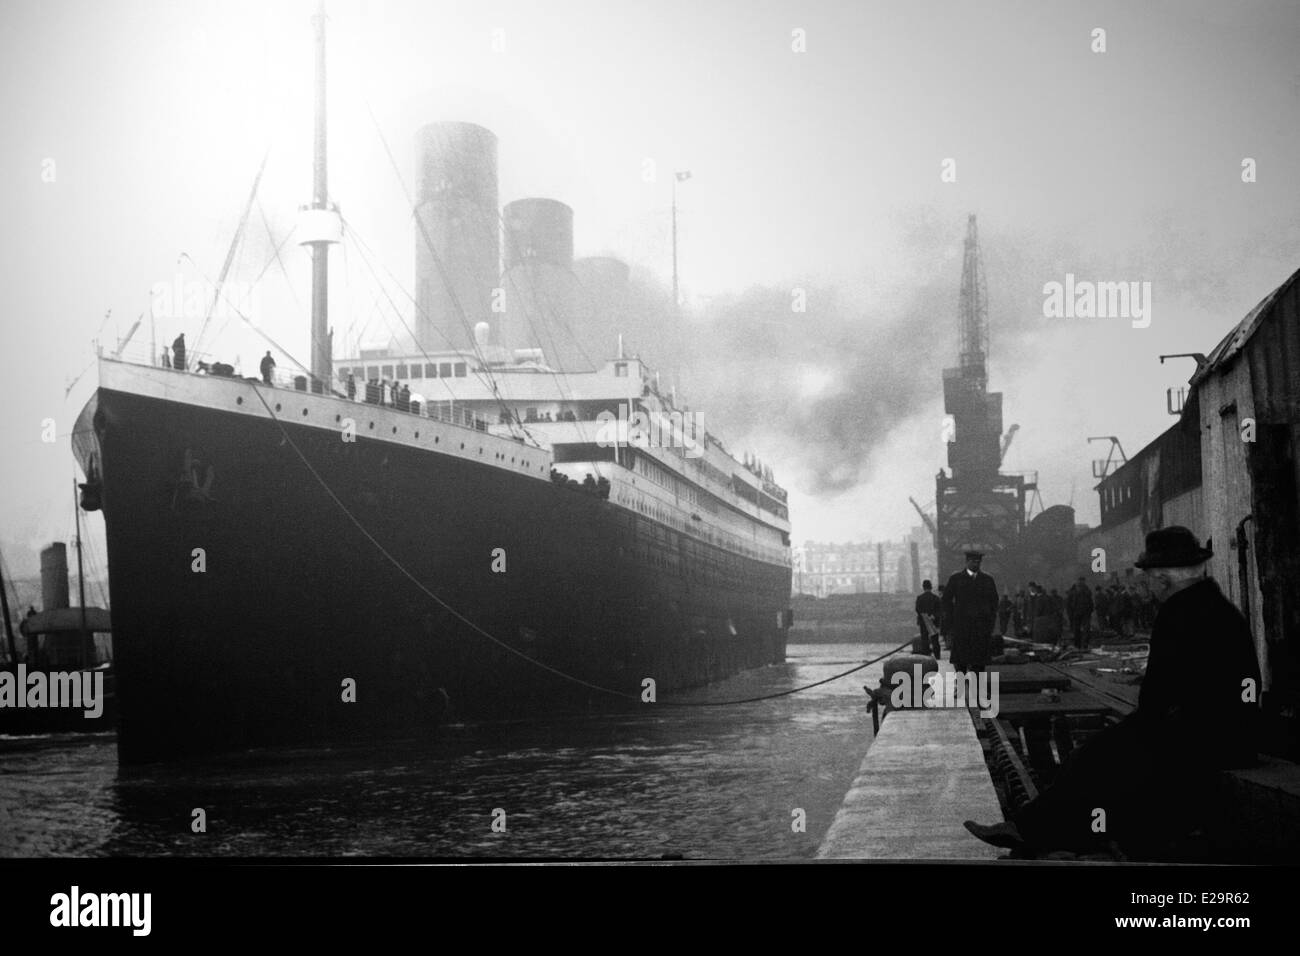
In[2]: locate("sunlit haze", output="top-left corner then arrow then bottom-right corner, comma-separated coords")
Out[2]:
3,0 -> 1299,575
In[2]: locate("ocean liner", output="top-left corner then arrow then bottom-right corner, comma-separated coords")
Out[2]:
71,5 -> 792,763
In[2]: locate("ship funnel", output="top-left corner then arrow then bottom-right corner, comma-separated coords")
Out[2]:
40,543 -> 70,611
501,197 -> 580,367
415,122 -> 500,352
574,256 -> 631,363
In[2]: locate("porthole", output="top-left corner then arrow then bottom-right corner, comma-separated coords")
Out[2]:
392,426 -> 398,434
275,403 -> 282,412
415,432 -> 420,439
335,414 -> 341,423
302,408 -> 309,416
369,422 -> 375,430
236,397 -> 243,405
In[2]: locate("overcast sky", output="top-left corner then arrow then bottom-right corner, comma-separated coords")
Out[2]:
2,0 -> 1299,576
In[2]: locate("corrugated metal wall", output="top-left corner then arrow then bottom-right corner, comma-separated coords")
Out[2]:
1199,268 -> 1300,701
1243,274 -> 1300,710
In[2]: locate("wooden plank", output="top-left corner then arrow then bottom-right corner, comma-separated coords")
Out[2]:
987,716 -> 1037,801
1049,663 -> 1139,715
984,662 -> 1073,693
817,709 -> 1003,860
1052,715 -> 1075,761
1023,718 -> 1058,781
993,690 -> 1116,719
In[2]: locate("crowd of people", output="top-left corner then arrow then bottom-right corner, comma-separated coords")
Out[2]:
916,574 -> 1157,659
499,410 -> 580,424
999,579 -> 1158,649
549,468 -> 611,499
360,375 -> 416,412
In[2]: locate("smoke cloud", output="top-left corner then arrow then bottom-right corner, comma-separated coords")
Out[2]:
611,215 -> 1057,499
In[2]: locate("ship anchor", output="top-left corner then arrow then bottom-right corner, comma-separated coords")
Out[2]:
172,449 -> 215,510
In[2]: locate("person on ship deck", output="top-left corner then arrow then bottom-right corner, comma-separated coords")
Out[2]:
172,333 -> 186,372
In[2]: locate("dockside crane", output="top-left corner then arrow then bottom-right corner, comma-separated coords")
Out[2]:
908,496 -> 937,536
933,215 -> 1033,578
1087,435 -> 1128,479
906,497 -> 938,593
1000,424 -> 1019,464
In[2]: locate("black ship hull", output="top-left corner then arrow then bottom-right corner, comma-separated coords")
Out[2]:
76,379 -> 790,763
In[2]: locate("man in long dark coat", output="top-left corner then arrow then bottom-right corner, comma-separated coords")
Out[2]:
1024,582 -> 1042,639
964,527 -> 1261,859
942,550 -> 999,673
997,591 -> 1014,636
1093,585 -> 1111,635
1066,577 -> 1096,649
914,579 -> 942,658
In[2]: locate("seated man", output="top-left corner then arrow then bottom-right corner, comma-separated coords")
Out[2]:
964,527 -> 1260,859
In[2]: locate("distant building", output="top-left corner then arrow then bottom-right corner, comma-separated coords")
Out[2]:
794,534 -> 936,597
1077,396 -> 1203,586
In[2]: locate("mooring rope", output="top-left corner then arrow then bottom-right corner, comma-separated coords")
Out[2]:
247,380 -> 911,708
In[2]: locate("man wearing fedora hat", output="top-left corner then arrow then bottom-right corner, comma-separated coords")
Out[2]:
964,526 -> 1261,859
942,550 -> 1000,674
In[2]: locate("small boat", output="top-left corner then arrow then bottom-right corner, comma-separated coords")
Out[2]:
0,502 -> 115,735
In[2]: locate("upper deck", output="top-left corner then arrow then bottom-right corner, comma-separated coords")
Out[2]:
332,344 -> 791,534
80,347 -> 791,564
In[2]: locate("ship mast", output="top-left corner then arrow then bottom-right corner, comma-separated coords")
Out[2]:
306,0 -> 336,389
0,548 -> 16,663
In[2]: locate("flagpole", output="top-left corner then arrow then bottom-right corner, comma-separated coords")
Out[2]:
671,175 -> 678,310
671,170 -> 690,394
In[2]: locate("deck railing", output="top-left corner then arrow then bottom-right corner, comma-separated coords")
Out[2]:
106,346 -> 492,432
